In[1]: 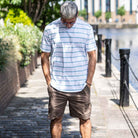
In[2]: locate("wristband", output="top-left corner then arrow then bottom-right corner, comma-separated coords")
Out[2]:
86,81 -> 92,86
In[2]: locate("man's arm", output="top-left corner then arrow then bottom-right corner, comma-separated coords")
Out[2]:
41,52 -> 51,86
86,50 -> 96,87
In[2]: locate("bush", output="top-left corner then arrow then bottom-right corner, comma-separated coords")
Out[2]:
94,10 -> 102,19
105,12 -> 111,22
14,23 -> 42,66
0,22 -> 42,69
117,6 -> 126,22
0,39 -> 10,71
78,9 -> 87,20
5,8 -> 34,26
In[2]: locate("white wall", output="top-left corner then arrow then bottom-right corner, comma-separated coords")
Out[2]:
88,0 -> 92,13
132,0 -> 138,11
111,0 -> 115,12
102,0 -> 106,13
95,0 -> 99,12
119,0 -> 125,7
75,0 -> 80,10
82,0 -> 85,10
125,0 -> 130,11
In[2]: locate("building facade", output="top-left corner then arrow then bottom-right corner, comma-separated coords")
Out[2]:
75,0 -> 138,24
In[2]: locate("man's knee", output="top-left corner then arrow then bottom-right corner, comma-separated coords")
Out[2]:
80,118 -> 91,126
51,117 -> 62,128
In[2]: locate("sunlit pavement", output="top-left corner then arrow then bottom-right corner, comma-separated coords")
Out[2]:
0,57 -> 137,138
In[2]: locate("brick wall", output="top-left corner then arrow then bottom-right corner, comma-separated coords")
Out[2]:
0,52 -> 38,113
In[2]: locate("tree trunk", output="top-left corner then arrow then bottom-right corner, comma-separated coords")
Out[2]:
22,0 -> 49,24
33,1 -> 41,23
35,0 -> 48,23
28,0 -> 32,16
24,0 -> 27,12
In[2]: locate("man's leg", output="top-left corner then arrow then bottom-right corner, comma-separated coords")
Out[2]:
48,86 -> 68,137
80,119 -> 91,138
50,117 -> 62,138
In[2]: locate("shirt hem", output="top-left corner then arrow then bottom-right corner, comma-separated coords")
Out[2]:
50,82 -> 86,93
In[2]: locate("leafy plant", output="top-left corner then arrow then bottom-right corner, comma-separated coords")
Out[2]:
0,38 -> 12,71
94,10 -> 102,21
0,22 -> 42,68
5,8 -> 34,26
0,0 -> 22,19
117,6 -> 126,22
13,23 -> 42,66
105,12 -> 111,22
78,9 -> 87,20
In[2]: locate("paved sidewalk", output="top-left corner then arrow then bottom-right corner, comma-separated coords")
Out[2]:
0,57 -> 138,138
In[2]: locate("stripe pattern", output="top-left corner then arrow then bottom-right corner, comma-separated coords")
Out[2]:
40,18 -> 97,92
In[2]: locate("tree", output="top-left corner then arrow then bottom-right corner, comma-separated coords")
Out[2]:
117,6 -> 125,22
0,0 -> 49,24
105,12 -> 111,22
78,9 -> 87,20
40,0 -> 75,29
94,10 -> 102,22
0,0 -> 22,19
0,0 -> 74,29
5,8 -> 34,26
23,0 -> 49,24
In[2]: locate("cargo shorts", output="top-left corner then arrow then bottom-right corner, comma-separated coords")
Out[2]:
47,85 -> 91,120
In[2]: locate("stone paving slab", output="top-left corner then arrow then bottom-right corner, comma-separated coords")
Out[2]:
0,57 -> 138,138
92,58 -> 138,138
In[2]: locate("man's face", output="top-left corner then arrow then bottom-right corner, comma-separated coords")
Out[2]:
61,17 -> 77,28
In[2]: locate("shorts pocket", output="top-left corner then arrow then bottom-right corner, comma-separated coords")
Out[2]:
48,85 -> 53,96
83,85 -> 90,95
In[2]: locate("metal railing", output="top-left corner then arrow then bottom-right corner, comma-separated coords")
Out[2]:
103,39 -> 138,110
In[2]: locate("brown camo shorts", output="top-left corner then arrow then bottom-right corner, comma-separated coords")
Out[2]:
47,85 -> 91,120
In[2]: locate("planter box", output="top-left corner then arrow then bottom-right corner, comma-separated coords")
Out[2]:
18,52 -> 38,87
0,62 -> 19,113
0,52 -> 38,113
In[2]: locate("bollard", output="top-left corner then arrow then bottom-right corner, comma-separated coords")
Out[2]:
97,34 -> 102,63
91,24 -> 98,35
94,24 -> 98,35
105,39 -> 112,77
119,48 -> 130,107
91,24 -> 98,41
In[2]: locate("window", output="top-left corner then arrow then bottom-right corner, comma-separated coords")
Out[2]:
84,0 -> 88,20
92,0 -> 94,16
106,0 -> 110,12
116,0 -> 118,15
99,0 -> 102,11
130,0 -> 132,14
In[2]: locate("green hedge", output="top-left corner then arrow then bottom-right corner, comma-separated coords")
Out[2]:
5,8 -> 34,26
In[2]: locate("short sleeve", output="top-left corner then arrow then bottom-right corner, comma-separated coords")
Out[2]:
86,26 -> 97,52
40,27 -> 51,53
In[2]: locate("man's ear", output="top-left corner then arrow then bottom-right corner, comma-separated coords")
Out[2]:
76,12 -> 78,17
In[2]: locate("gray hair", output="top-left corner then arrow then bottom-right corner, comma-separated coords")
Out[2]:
60,1 -> 78,19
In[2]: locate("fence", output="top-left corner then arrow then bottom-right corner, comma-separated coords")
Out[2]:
91,24 -> 138,110
92,24 -> 138,137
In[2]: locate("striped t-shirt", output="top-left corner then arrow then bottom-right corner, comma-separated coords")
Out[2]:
40,18 -> 97,92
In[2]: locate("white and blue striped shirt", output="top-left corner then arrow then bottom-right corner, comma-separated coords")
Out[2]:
40,18 -> 97,92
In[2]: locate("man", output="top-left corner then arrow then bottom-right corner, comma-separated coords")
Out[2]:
41,1 -> 96,138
